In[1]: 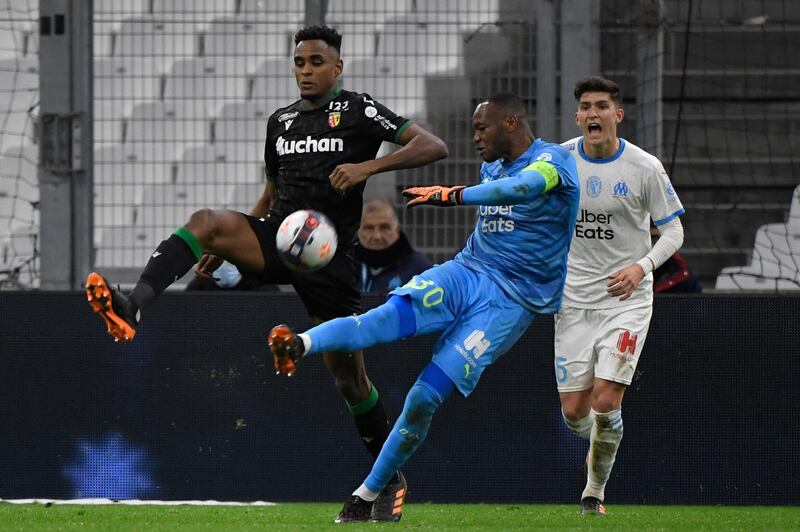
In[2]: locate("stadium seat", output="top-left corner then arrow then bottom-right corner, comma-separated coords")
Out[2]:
176,145 -> 262,189
251,58 -> 300,116
239,0 -> 304,18
94,57 -> 161,143
125,101 -> 209,162
94,183 -> 141,228
137,182 -> 226,229
152,0 -> 237,30
95,143 -> 173,186
163,57 -> 250,118
325,20 -> 379,58
343,57 -> 427,120
203,15 -> 291,72
377,15 -> 464,75
115,16 -> 199,74
212,102 -> 266,163
94,57 -> 161,107
414,0 -> 500,30
326,0 -> 412,25
94,225 -> 161,268
227,182 -> 266,212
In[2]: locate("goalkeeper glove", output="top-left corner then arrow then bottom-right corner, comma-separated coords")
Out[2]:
402,185 -> 466,208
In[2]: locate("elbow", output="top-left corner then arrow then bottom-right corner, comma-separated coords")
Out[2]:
431,136 -> 449,161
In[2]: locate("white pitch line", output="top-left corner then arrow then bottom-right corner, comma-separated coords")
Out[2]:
0,498 -> 276,506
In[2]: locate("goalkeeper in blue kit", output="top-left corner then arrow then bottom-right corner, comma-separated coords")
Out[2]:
268,92 -> 580,522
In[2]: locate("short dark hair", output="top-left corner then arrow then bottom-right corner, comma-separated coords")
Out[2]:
485,92 -> 527,119
294,25 -> 342,53
573,76 -> 622,105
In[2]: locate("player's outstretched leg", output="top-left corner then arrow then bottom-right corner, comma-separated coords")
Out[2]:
337,363 -> 453,523
268,295 -> 416,375
85,272 -> 139,342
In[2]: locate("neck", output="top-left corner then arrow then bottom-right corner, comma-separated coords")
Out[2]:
504,134 -> 535,163
582,137 -> 620,159
302,85 -> 340,110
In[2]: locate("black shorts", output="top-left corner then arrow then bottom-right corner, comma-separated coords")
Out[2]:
243,214 -> 361,320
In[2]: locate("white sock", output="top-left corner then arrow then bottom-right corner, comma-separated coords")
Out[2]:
562,409 -> 595,440
298,333 -> 312,355
582,408 -> 623,501
353,482 -> 380,502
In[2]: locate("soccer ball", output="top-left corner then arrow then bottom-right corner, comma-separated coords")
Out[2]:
275,209 -> 338,272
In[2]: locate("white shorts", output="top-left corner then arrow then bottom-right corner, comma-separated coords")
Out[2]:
553,304 -> 653,392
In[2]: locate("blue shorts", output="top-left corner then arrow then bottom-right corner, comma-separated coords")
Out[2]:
390,261 -> 535,396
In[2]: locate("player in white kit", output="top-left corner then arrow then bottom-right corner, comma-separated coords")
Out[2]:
556,76 -> 685,515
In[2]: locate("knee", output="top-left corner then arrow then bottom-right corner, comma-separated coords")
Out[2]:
561,403 -> 589,422
402,383 -> 440,422
185,208 -> 219,244
591,389 -> 624,414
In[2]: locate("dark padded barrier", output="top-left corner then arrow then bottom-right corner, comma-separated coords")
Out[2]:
0,293 -> 798,504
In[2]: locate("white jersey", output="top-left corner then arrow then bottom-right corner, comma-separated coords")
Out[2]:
561,137 -> 684,309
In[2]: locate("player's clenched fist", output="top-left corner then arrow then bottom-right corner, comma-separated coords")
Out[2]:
402,185 -> 466,208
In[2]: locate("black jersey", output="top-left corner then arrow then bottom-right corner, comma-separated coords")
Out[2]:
264,87 -> 413,246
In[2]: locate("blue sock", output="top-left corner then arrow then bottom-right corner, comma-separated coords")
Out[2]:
363,363 -> 454,493
305,295 -> 415,355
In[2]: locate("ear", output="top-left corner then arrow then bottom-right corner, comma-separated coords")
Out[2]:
335,58 -> 343,78
616,107 -> 624,124
574,111 -> 580,126
505,113 -> 519,132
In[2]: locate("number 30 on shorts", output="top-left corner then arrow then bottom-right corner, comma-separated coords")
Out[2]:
403,277 -> 444,307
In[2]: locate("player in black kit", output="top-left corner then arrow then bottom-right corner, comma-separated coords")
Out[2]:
85,25 -> 448,520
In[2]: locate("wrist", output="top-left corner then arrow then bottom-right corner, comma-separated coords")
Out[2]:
636,257 -> 655,275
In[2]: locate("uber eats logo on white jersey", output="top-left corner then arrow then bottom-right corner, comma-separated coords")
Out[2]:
276,135 -> 344,155
575,209 -> 614,240
479,205 -> 515,233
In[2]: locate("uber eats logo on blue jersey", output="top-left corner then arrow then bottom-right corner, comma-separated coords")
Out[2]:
276,135 -> 344,156
479,205 -> 515,233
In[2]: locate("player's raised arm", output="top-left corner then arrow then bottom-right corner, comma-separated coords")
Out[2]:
329,123 -> 448,192
402,159 -> 563,208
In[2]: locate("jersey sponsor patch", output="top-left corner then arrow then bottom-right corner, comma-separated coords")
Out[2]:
275,135 -> 344,155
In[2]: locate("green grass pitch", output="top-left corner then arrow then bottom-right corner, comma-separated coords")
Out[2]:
1,503 -> 799,530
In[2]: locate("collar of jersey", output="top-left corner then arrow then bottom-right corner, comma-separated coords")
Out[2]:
501,138 -> 543,173
578,137 -> 626,164
300,85 -> 342,112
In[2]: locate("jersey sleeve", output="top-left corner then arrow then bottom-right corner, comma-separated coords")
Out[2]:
355,93 -> 414,144
263,114 -> 279,182
645,159 -> 685,225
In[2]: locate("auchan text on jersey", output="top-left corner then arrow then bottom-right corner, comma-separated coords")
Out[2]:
276,135 -> 344,155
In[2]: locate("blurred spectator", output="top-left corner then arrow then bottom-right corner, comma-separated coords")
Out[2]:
650,225 -> 702,293
356,198 -> 433,294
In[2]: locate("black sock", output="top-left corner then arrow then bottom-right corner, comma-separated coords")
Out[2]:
130,232 -> 199,312
353,397 -> 392,460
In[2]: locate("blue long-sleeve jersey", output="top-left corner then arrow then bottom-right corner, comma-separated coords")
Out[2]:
453,139 -> 580,314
